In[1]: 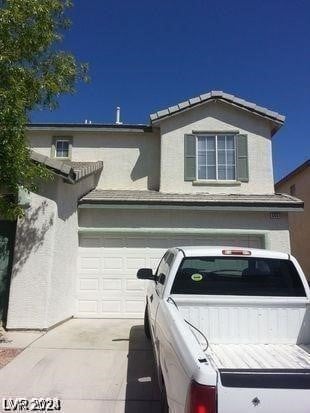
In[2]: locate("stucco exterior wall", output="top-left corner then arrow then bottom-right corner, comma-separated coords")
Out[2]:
27,130 -> 160,191
159,101 -> 275,194
78,208 -> 290,253
276,167 -> 310,278
6,174 -> 98,330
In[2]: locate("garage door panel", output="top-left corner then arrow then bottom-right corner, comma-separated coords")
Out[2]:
101,299 -> 122,313
79,278 -> 99,291
102,278 -> 122,291
77,233 -> 263,318
125,279 -> 147,291
126,257 -> 147,269
78,300 -> 99,314
79,258 -> 101,273
125,300 -> 145,313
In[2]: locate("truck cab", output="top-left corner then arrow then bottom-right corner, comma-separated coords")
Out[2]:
138,247 -> 310,413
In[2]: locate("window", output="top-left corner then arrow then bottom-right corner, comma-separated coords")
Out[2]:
154,251 -> 174,296
55,140 -> 69,158
197,135 -> 236,180
171,257 -> 306,297
51,136 -> 72,159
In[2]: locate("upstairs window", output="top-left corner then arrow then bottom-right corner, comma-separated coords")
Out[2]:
197,135 -> 236,180
51,137 -> 72,159
184,133 -> 248,183
55,140 -> 69,158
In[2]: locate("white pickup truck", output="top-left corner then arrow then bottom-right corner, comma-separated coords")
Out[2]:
137,247 -> 310,413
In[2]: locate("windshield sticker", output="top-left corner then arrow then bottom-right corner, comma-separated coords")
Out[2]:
191,273 -> 203,282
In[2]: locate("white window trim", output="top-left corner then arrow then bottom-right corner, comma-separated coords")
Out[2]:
55,139 -> 70,158
195,134 -> 237,181
51,136 -> 73,159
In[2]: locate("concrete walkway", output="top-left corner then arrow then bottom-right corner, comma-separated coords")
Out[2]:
0,319 -> 160,412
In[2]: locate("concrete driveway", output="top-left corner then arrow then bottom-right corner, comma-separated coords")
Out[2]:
0,319 -> 160,412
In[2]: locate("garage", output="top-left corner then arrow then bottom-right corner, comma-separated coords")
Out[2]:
76,232 -> 262,318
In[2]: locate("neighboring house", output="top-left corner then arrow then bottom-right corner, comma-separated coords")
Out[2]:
275,160 -> 310,278
4,90 -> 303,330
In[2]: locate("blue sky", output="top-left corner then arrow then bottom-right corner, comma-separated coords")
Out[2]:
31,0 -> 310,181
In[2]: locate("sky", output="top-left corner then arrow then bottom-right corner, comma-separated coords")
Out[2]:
31,0 -> 310,181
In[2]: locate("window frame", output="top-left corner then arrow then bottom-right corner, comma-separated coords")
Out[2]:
155,251 -> 174,297
55,139 -> 70,158
195,133 -> 237,181
51,136 -> 73,159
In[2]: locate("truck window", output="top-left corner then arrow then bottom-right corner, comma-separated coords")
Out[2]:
155,251 -> 174,296
171,257 -> 306,297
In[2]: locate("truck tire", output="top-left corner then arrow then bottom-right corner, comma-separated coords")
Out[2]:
144,305 -> 151,339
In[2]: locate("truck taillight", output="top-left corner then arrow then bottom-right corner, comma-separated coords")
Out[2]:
222,249 -> 251,256
186,381 -> 217,413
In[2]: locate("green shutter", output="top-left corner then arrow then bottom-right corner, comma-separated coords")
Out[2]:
184,134 -> 196,181
236,134 -> 249,182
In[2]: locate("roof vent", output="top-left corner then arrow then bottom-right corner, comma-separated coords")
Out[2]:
115,106 -> 123,125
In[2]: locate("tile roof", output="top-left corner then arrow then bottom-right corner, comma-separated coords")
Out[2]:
30,151 -> 103,183
150,91 -> 285,133
79,190 -> 303,210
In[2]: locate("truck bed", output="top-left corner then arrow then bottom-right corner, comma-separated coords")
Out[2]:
208,343 -> 310,370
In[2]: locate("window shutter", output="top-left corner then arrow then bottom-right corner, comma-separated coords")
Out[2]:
184,134 -> 196,181
236,134 -> 249,182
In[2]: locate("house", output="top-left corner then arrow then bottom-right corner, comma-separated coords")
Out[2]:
4,90 -> 303,330
275,160 -> 310,278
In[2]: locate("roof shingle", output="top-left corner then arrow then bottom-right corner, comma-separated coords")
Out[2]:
79,189 -> 303,210
30,151 -> 103,183
150,91 -> 285,134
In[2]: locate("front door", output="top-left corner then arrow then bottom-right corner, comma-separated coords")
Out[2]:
0,221 -> 16,325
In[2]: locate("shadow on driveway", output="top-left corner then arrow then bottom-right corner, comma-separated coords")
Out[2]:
121,324 -> 160,413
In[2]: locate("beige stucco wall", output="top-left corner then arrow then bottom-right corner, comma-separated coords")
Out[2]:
158,101 -> 275,194
276,167 -> 310,278
6,174 -> 99,330
27,129 -> 161,191
27,101 -> 277,196
78,208 -> 290,253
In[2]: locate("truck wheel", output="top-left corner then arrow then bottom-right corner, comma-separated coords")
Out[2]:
144,305 -> 151,339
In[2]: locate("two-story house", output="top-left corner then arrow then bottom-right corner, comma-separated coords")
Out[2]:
5,91 -> 303,330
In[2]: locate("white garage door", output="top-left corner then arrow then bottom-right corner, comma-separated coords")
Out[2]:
76,233 -> 262,318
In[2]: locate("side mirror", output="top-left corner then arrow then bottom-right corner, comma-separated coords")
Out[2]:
137,268 -> 155,280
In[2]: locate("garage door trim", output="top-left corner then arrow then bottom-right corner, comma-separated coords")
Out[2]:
77,230 -> 266,318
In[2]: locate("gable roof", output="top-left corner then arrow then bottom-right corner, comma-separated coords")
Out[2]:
30,151 -> 103,184
150,91 -> 285,135
275,159 -> 310,188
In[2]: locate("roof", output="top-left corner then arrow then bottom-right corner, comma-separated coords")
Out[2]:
27,123 -> 153,133
176,246 -> 289,259
30,151 -> 103,184
275,159 -> 310,188
150,91 -> 285,135
79,190 -> 303,211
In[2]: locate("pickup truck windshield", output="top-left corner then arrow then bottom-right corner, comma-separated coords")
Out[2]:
171,257 -> 306,297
